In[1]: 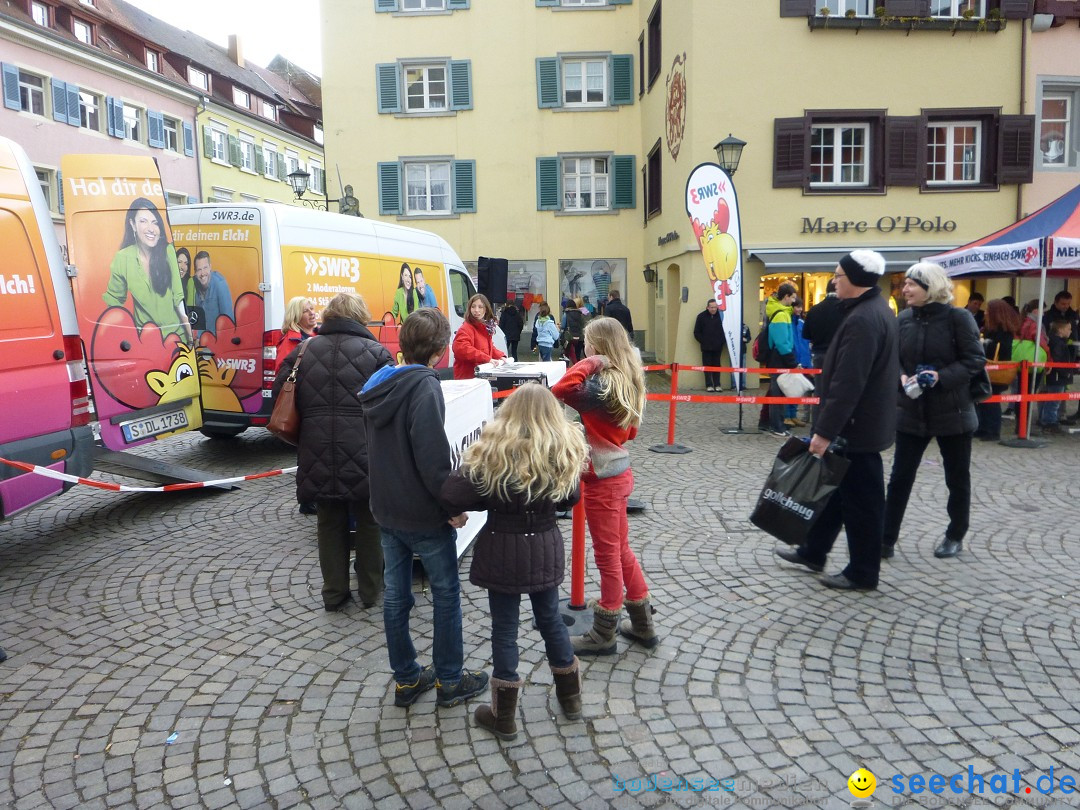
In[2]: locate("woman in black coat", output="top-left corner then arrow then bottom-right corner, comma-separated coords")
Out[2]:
974,299 -> 1020,442
882,263 -> 985,561
273,292 -> 393,611
498,303 -> 524,360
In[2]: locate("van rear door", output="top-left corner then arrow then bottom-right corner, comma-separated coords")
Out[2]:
0,137 -> 91,518
61,154 -> 203,450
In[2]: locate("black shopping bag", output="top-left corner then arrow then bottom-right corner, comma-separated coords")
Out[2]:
749,437 -> 850,546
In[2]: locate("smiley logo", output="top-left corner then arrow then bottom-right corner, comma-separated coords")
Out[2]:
848,768 -> 876,798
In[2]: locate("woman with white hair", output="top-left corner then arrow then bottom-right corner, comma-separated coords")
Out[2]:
881,262 -> 985,561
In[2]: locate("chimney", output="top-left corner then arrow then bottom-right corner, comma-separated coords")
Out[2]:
228,35 -> 243,67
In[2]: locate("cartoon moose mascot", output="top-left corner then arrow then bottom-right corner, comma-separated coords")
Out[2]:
691,197 -> 738,312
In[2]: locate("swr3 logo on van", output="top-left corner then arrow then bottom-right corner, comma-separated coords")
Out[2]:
302,254 -> 360,283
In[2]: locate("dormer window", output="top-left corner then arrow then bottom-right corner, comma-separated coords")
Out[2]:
259,99 -> 276,120
31,1 -> 49,27
233,87 -> 250,108
73,18 -> 92,45
146,51 -> 159,72
79,0 -> 95,6
188,66 -> 209,91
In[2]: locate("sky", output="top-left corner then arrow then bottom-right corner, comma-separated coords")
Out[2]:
122,0 -> 323,75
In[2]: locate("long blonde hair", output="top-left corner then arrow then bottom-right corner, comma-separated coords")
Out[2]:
583,317 -> 646,429
463,385 -> 587,504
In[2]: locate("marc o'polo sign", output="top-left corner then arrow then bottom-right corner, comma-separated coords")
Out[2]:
801,215 -> 957,235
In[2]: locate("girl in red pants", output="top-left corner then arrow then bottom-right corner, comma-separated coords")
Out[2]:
551,317 -> 659,655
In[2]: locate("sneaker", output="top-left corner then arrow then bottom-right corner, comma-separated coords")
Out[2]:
436,669 -> 489,708
706,386 -> 715,392
783,418 -> 797,427
394,664 -> 436,707
769,428 -> 792,438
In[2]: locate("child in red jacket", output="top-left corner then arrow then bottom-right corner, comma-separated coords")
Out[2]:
452,294 -> 506,379
551,317 -> 659,656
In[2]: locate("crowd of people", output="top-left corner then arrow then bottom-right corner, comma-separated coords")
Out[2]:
273,292 -> 655,742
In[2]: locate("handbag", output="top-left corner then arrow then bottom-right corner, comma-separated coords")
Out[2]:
750,437 -> 851,546
986,341 -> 1018,387
267,339 -> 312,445
776,371 -> 815,398
969,368 -> 993,403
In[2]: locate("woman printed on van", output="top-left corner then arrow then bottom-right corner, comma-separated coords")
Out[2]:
278,297 -> 318,358
440,384 -> 588,740
176,247 -> 195,309
391,263 -> 422,323
551,317 -> 659,657
103,197 -> 193,344
452,293 -> 506,379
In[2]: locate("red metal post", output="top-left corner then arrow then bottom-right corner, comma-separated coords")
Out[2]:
666,362 -> 679,446
569,493 -> 587,609
1017,361 -> 1029,440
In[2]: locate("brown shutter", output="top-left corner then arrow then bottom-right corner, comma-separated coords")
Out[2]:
992,0 -> 1034,18
997,115 -> 1035,185
885,116 -> 921,187
884,0 -> 930,14
773,117 -> 807,189
779,0 -> 814,16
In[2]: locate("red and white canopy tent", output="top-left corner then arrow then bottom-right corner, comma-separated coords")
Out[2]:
925,183 -> 1080,440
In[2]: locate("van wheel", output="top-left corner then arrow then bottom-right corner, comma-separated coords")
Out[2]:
200,427 -> 246,439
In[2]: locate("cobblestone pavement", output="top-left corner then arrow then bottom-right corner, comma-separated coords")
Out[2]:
1,387 -> 1078,810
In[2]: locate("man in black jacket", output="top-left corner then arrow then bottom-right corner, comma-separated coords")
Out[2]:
801,279 -> 845,370
775,250 -> 898,591
694,299 -> 725,391
604,290 -> 634,340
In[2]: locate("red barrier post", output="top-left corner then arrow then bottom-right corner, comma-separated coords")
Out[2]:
666,362 -> 679,446
569,494 -> 587,610
1018,361 -> 1029,440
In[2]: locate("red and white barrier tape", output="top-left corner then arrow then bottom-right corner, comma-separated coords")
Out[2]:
0,457 -> 296,493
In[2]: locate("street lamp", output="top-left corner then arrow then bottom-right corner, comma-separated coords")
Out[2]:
713,134 -> 747,176
287,168 -> 361,215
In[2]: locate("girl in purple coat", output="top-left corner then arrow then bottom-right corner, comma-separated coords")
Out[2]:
441,384 -> 587,741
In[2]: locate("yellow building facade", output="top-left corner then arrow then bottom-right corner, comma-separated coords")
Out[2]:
323,0 -> 1040,379
196,103 -> 326,209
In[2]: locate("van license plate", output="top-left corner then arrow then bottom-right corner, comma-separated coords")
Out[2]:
120,409 -> 189,442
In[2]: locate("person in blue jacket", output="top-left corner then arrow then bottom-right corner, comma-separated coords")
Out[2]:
192,251 -> 234,335
765,282 -> 799,437
786,298 -> 812,427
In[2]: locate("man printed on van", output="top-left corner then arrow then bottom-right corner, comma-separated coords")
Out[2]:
414,268 -> 438,309
192,251 -> 234,336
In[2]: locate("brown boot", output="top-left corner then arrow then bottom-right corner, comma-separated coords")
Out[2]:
473,677 -> 522,742
618,597 -> 660,648
550,656 -> 581,719
572,602 -> 620,656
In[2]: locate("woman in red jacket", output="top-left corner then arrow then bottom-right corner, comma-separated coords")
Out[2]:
452,294 -> 506,379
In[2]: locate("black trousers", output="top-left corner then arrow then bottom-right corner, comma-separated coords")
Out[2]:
883,431 -> 972,546
316,499 -> 384,607
799,450 -> 885,588
702,350 -> 724,388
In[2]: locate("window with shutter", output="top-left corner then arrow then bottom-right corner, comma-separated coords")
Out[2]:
536,58 -> 561,108
376,63 -> 402,113
779,0 -> 815,14
997,115 -> 1035,184
773,117 -> 807,188
378,162 -> 403,215
452,160 -> 476,213
183,122 -> 194,156
448,60 -> 472,110
536,157 -> 560,210
52,79 -> 68,123
885,116 -> 921,186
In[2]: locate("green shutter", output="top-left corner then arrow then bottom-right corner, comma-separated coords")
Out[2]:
376,63 -> 401,114
375,0 -> 398,10
452,160 -> 476,213
202,125 -> 213,158
447,0 -> 470,8
277,154 -> 287,180
448,60 -> 472,111
536,157 -> 560,210
254,148 -> 265,174
536,58 -> 560,109
609,0 -> 632,4
228,135 -> 241,167
610,55 -> 633,106
378,161 -> 402,215
612,154 -> 635,209
535,0 -> 559,6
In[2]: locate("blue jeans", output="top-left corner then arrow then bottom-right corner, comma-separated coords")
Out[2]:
1040,383 -> 1065,425
380,524 -> 464,686
488,588 -> 574,681
538,345 -> 553,362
